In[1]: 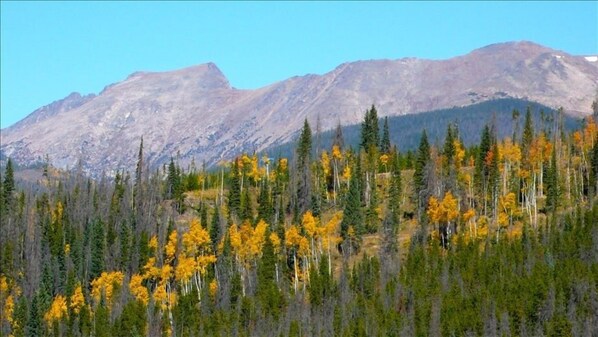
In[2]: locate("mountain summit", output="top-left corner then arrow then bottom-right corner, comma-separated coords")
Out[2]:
2,41 -> 597,174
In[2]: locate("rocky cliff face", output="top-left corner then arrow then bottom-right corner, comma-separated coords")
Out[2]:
2,41 -> 597,175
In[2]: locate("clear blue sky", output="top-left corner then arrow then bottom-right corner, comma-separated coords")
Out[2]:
1,1 -> 597,128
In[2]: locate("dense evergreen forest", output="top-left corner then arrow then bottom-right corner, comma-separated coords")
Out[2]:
1,103 -> 598,337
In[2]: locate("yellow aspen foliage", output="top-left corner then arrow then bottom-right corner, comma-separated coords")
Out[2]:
64,244 -> 71,255
500,138 -> 522,164
427,192 -> 459,224
129,274 -> 149,305
209,279 -> 218,298
165,230 -> 178,263
0,275 -> 8,293
322,212 -> 343,251
380,154 -> 390,166
462,208 -> 475,223
196,255 -> 217,275
44,295 -> 68,324
70,284 -> 86,314
332,145 -> 342,160
298,236 -> 310,257
248,155 -> 260,181
249,220 -> 268,258
153,282 -> 169,311
160,264 -> 173,281
143,257 -> 161,280
441,191 -> 459,223
499,192 -> 517,213
3,294 -> 15,326
148,235 -> 159,250
427,197 -> 441,224
302,211 -> 318,239
182,218 -> 211,255
285,225 -> 303,249
229,224 -> 241,252
270,232 -> 281,254
498,213 -> 510,227
90,271 -> 124,305
279,158 -> 288,172
342,166 -> 351,181
175,255 -> 195,283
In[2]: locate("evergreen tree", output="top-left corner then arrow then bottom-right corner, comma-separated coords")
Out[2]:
256,231 -> 283,319
26,294 -> 42,337
388,148 -> 402,230
474,125 -> 492,196
3,158 -> 15,208
210,205 -> 221,249
380,116 -> 391,154
443,124 -> 456,169
296,119 -> 312,214
240,183 -> 253,222
522,106 -> 534,154
546,148 -> 559,213
591,140 -> 598,197
413,130 -> 430,207
90,219 -> 106,280
257,180 -> 272,222
228,159 -> 241,218
200,202 -> 208,227
341,162 -> 363,241
360,105 -> 380,151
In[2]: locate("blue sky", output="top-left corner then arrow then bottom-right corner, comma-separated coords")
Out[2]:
1,1 -> 596,128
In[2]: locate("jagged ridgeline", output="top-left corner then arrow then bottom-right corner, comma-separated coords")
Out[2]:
1,98 -> 597,337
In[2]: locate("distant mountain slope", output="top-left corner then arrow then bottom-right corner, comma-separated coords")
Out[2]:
263,98 -> 582,160
1,41 -> 596,175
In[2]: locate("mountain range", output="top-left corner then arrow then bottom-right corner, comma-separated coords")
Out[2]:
1,41 -> 597,175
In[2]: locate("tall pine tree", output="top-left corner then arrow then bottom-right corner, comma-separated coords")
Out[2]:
296,119 -> 312,215
413,130 -> 430,208
380,116 -> 391,154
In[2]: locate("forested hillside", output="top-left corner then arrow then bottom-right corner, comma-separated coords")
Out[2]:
1,103 -> 598,337
266,98 -> 582,159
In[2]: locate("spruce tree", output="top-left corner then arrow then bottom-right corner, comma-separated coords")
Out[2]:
210,206 -> 221,249
546,148 -> 559,212
522,106 -> 534,155
200,203 -> 208,227
443,124 -> 456,169
3,158 -> 15,208
474,125 -> 492,196
256,231 -> 283,319
341,162 -> 363,240
90,219 -> 106,280
388,148 -> 402,229
591,140 -> 598,196
360,105 -> 380,151
380,116 -> 391,154
240,184 -> 253,222
296,119 -> 312,214
228,159 -> 241,218
413,130 -> 430,206
26,294 -> 42,337
257,180 -> 272,222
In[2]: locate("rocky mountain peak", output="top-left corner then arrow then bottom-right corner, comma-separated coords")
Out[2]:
1,41 -> 596,175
